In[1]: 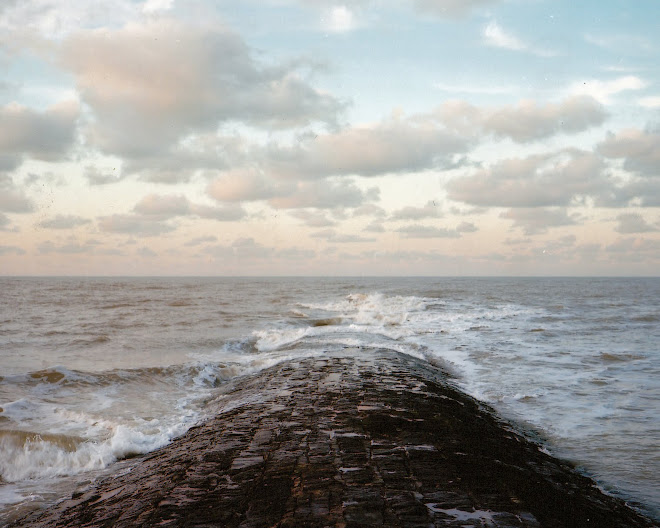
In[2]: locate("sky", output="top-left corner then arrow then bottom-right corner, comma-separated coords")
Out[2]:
0,0 -> 659,276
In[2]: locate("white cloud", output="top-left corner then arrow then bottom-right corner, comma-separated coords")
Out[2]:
60,19 -> 343,159
134,194 -> 190,217
500,208 -> 580,236
396,224 -> 461,238
390,200 -> 442,220
37,215 -> 92,229
352,204 -> 386,218
184,236 -> 218,247
207,168 -> 281,202
133,193 -> 247,221
321,6 -> 356,33
483,20 -> 557,56
569,76 -> 647,104
598,128 -> 660,178
615,213 -> 658,234
414,0 -> 499,18
311,229 -> 376,243
84,165 -> 125,186
142,0 -> 173,14
447,150 -> 609,208
0,100 -> 79,170
456,221 -> 478,233
0,245 -> 26,255
639,96 -> 660,108
436,96 -> 606,143
0,175 -> 33,213
268,179 -> 372,209
290,210 -> 337,227
267,117 -> 469,179
205,237 -> 274,259
191,204 -> 246,222
0,0 -> 138,39
480,96 -> 607,142
37,240 -> 97,255
483,20 -> 525,51
364,221 -> 385,233
97,214 -> 176,237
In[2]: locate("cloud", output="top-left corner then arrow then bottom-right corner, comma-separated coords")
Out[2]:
97,214 -> 176,237
194,204 -> 247,221
0,244 -> 25,255
184,235 -> 218,247
202,237 -> 317,263
456,221 -> 478,233
133,194 -> 190,217
207,168 -> 281,202
206,96 -> 604,196
311,229 -> 376,243
37,240 -> 97,254
396,224 -> 461,238
136,246 -> 157,258
321,6 -> 357,33
598,128 -> 660,178
290,210 -> 337,227
277,246 -> 316,260
639,96 -> 660,108
606,237 -> 660,259
569,76 -> 647,104
142,0 -> 173,14
447,149 -> 609,208
60,19 -> 344,159
267,117 -> 469,179
268,179 -> 374,209
0,0 -> 138,40
480,96 -> 607,142
133,193 -> 247,221
414,0 -> 500,18
37,214 -> 92,229
500,208 -> 580,235
0,100 -> 79,170
352,204 -> 387,218
613,179 -> 660,207
437,96 -> 606,143
84,165 -> 125,185
0,175 -> 33,213
615,213 -> 658,234
122,133 -> 249,183
390,200 -> 441,220
364,221 -> 385,233
483,20 -> 525,51
204,237 -> 274,259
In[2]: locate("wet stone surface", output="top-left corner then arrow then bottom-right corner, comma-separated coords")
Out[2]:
13,349 -> 657,527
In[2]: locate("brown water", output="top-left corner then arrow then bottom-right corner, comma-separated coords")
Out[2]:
1,277 -> 659,523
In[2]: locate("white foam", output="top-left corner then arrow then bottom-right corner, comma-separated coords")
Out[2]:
0,420 -> 184,482
253,327 -> 310,352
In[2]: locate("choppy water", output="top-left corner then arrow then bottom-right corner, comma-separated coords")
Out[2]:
1,277 -> 658,523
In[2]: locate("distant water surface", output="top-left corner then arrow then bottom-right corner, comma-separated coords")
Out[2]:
0,277 -> 658,524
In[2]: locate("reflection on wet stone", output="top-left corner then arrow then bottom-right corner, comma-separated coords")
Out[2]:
13,349 -> 656,527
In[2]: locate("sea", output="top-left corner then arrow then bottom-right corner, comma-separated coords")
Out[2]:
0,277 -> 658,524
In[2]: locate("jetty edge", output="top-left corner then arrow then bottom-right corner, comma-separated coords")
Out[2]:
12,349 -> 657,528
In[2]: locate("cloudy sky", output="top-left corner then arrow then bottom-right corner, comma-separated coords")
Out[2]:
1,0 -> 659,275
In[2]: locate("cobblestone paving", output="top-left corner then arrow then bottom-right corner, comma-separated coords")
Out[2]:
13,349 -> 656,528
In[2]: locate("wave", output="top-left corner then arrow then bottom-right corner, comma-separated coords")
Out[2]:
0,422 -> 184,482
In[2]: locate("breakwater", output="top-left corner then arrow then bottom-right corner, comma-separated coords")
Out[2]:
13,349 -> 656,528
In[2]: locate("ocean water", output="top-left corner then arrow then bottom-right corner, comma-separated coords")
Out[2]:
0,277 -> 658,524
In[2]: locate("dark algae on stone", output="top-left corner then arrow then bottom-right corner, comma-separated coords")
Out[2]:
12,350 -> 658,527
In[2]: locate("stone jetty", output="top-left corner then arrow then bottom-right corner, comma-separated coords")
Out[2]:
13,349 -> 657,527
